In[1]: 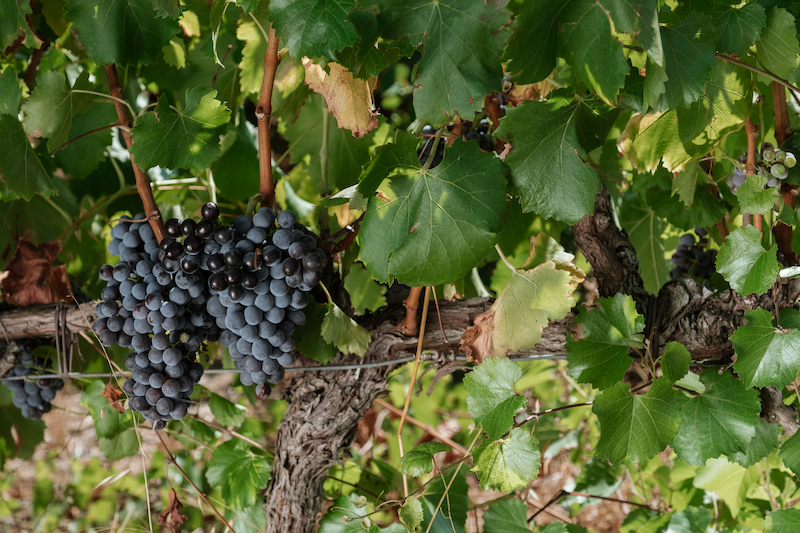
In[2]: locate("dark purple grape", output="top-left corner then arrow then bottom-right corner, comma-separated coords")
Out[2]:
181,219 -> 196,236
165,218 -> 182,237
202,202 -> 220,221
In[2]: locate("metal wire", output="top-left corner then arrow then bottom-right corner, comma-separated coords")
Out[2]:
0,353 -> 567,381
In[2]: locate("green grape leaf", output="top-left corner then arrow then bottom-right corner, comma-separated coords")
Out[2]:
65,0 -> 179,66
399,497 -> 423,533
464,357 -> 526,441
558,0 -> 628,104
22,70 -> 93,153
52,104 -> 116,180
208,392 -> 247,427
765,509 -> 800,532
671,370 -> 761,465
567,294 -> 645,390
647,183 -> 728,231
666,507 -> 711,533
730,418 -> 780,468
661,342 -> 691,384
237,19 -> 267,95
481,498 -> 529,533
730,308 -> 800,389
779,428 -> 800,477
462,258 -> 582,362
358,134 -> 507,286
376,0 -> 508,125
756,7 -> 800,80
713,3 -> 767,56
671,161 -> 708,208
642,56 -> 668,112
206,440 -> 271,511
472,428 -> 541,492
344,262 -> 387,315
620,62 -> 752,173
660,13 -> 716,108
400,442 -> 451,476
605,0 -> 662,67
81,380 -> 137,460
0,66 -> 21,115
294,299 -> 337,364
269,0 -> 357,60
0,115 -> 56,201
0,0 -> 39,48
321,302 -> 371,356
99,430 -> 140,462
129,87 -> 230,170
592,378 -> 680,464
716,225 -> 780,295
618,198 -> 670,295
337,9 -> 414,79
694,456 -> 758,518
495,99 -> 600,223
502,0 -> 564,84
736,174 -> 779,216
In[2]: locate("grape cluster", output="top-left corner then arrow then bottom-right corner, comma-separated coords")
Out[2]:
206,207 -> 323,393
93,202 -> 324,426
417,125 -> 445,168
728,143 -> 797,193
122,349 -> 201,429
670,227 -> 717,280
2,342 -> 64,420
464,119 -> 493,152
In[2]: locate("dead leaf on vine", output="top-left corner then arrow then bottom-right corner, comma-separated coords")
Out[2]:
158,488 -> 187,528
302,58 -> 378,138
460,234 -> 585,363
1,238 -> 73,306
102,383 -> 125,414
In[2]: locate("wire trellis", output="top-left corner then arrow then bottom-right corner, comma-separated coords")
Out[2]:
0,353 -> 568,382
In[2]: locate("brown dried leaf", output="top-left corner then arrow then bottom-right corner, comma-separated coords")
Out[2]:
102,383 -> 125,414
302,58 -> 378,138
1,238 -> 73,306
158,488 -> 187,528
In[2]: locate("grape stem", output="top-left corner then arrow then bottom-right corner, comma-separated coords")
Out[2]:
103,64 -> 166,243
49,122 -> 125,156
743,118 -> 765,234
402,286 -> 423,335
256,24 -> 280,210
715,53 -> 800,96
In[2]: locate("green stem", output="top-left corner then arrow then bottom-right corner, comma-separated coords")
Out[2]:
41,195 -> 72,227
319,280 -> 333,304
715,53 -> 800,95
71,90 -> 137,120
320,105 -> 330,234
421,130 -> 443,172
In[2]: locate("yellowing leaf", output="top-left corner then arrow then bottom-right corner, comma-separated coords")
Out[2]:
302,58 -> 378,138
461,236 -> 583,362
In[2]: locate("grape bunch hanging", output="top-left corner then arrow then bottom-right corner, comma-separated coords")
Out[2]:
1,340 -> 65,420
670,227 -> 717,280
728,142 -> 797,193
92,203 -> 324,429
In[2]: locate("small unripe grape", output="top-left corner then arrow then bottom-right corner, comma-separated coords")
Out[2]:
771,163 -> 787,178
785,152 -> 797,168
775,149 -> 787,163
763,148 -> 776,162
